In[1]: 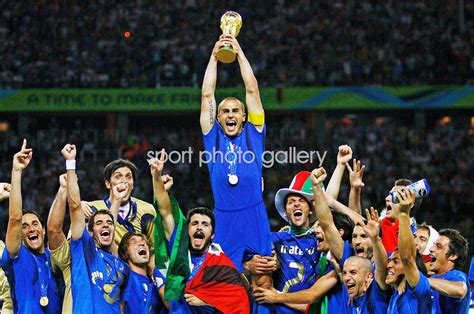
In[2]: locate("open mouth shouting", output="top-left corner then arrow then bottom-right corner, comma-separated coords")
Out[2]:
292,209 -> 303,221
316,234 -> 325,250
226,120 -> 237,133
345,281 -> 357,295
192,231 -> 205,248
429,254 -> 437,270
354,246 -> 365,256
100,229 -> 112,242
137,247 -> 148,259
27,233 -> 40,246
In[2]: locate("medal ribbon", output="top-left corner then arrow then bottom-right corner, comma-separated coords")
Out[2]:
225,138 -> 237,182
187,253 -> 208,283
33,252 -> 51,306
96,249 -> 121,293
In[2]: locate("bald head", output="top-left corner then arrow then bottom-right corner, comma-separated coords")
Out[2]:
345,256 -> 373,273
217,97 -> 246,114
342,256 -> 373,299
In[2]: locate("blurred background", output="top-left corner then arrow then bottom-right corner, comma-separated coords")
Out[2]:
0,1 -> 473,265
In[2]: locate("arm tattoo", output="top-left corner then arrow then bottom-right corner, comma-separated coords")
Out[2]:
208,99 -> 215,124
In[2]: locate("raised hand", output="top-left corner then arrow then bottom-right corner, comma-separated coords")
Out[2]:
148,149 -> 166,178
112,182 -> 129,203
12,139 -> 33,171
59,174 -> 67,188
362,207 -> 380,240
347,159 -> 365,189
396,188 -> 415,214
0,183 -> 11,201
213,36 -> 234,56
224,34 -> 241,55
310,167 -> 327,186
161,174 -> 174,192
61,144 -> 77,160
337,145 -> 353,165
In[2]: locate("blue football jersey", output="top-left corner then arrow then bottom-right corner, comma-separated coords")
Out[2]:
432,269 -> 470,314
70,228 -> 128,314
271,230 -> 319,313
2,245 -> 62,314
122,268 -> 166,314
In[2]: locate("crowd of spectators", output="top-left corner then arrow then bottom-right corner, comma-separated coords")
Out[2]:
1,0 -> 473,88
0,113 -> 472,256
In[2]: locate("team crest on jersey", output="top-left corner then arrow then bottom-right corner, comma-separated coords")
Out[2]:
91,271 -> 104,284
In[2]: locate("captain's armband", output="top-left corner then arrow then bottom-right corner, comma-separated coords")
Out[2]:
248,112 -> 265,126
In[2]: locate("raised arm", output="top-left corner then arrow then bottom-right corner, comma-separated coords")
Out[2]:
0,183 -> 11,201
47,174 -> 68,250
109,182 -> 129,255
347,159 -> 365,215
326,196 -> 365,226
149,149 -> 174,240
326,145 -> 352,199
6,139 -> 33,257
62,144 -> 84,240
397,188 -> 420,288
311,168 -> 344,261
229,35 -> 264,131
362,208 -> 388,290
201,38 -> 229,135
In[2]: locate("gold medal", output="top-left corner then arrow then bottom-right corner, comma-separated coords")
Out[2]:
40,296 -> 49,307
228,174 -> 239,185
103,283 -> 113,293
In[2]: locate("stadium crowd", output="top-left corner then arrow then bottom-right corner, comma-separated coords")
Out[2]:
0,115 -> 474,241
1,0 -> 473,88
0,115 -> 473,250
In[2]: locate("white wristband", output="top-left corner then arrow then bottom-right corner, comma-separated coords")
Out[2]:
66,160 -> 76,170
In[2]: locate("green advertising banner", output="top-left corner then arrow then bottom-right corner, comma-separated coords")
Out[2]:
0,86 -> 473,112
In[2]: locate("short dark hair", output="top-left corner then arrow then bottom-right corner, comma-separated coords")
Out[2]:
22,210 -> 44,228
438,229 -> 469,269
103,159 -> 137,183
393,248 -> 428,276
118,232 -> 148,262
284,194 -> 313,208
187,207 -> 215,234
87,210 -> 114,232
416,223 -> 431,236
394,178 -> 422,212
332,212 -> 354,242
394,179 -> 412,187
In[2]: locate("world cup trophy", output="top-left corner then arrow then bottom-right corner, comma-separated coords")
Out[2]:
215,11 -> 242,63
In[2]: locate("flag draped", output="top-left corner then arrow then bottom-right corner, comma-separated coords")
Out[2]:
184,244 -> 250,314
153,196 -> 190,301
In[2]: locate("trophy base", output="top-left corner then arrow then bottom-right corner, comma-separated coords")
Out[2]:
216,46 -> 237,63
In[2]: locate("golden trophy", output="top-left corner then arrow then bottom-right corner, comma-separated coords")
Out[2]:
216,11 -> 242,63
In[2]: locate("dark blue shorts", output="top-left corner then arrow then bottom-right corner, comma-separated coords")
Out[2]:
214,201 -> 272,272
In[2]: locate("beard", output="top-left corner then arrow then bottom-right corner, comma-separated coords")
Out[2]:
189,237 -> 212,256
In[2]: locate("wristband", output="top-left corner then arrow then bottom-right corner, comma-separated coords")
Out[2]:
66,160 -> 76,170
